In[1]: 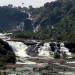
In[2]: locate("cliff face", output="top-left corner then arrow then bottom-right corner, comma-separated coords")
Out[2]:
0,39 -> 16,64
0,6 -> 33,32
29,0 -> 75,32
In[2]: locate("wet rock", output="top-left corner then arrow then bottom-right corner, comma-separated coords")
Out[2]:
64,42 -> 75,53
0,39 -> 16,64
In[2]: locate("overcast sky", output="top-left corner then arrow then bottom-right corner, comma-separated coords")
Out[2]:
0,0 -> 56,8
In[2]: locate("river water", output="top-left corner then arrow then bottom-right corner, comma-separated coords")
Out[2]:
0,33 -> 75,75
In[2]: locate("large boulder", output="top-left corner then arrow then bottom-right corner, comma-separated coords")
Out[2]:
64,42 -> 75,53
0,39 -> 16,64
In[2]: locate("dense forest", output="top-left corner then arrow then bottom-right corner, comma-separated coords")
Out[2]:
28,0 -> 75,42
0,0 -> 75,42
0,5 -> 32,32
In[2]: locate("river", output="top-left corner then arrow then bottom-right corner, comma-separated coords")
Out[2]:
0,33 -> 75,75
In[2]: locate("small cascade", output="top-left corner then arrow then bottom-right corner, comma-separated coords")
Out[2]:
38,43 -> 51,57
7,41 -> 34,64
60,43 -> 72,56
0,33 -> 72,65
0,33 -> 11,41
27,12 -> 32,20
7,41 -> 29,58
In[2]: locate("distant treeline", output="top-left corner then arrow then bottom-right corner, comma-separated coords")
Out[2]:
0,5 -> 29,32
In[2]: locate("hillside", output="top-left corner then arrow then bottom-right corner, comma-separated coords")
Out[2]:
0,0 -> 75,41
0,39 -> 16,68
28,0 -> 75,41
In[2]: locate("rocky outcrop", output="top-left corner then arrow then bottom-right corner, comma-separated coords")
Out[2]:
26,42 -> 44,56
64,42 -> 75,53
0,39 -> 16,64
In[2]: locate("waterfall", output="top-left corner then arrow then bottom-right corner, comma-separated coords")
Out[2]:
7,41 -> 38,64
27,12 -> 32,20
7,41 -> 29,58
60,43 -> 72,56
0,33 -> 11,41
38,43 -> 51,57
0,33 -> 72,65
0,33 -> 32,64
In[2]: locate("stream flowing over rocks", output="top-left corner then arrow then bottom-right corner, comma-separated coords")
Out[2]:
0,33 -> 75,75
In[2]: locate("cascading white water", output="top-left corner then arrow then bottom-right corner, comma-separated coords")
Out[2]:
60,43 -> 72,56
7,41 -> 29,57
0,33 -> 11,40
0,33 -> 72,65
27,12 -> 32,20
7,41 -> 40,64
38,42 -> 72,58
38,43 -> 51,57
7,41 -> 38,64
0,33 -> 34,64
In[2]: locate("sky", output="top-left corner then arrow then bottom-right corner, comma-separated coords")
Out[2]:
0,0 -> 56,8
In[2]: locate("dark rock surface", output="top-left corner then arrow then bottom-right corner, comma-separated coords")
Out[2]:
26,42 -> 44,56
0,39 -> 16,64
64,42 -> 75,53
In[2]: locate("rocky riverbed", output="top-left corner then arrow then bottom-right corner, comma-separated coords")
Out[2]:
0,57 -> 75,75
0,33 -> 75,75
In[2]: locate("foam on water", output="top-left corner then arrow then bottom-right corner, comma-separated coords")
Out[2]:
7,41 -> 29,57
38,43 -> 51,57
16,60 -> 36,64
59,72 -> 75,75
60,43 -> 72,56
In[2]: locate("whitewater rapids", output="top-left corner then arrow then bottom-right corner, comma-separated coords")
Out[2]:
7,41 -> 29,57
38,43 -> 51,57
